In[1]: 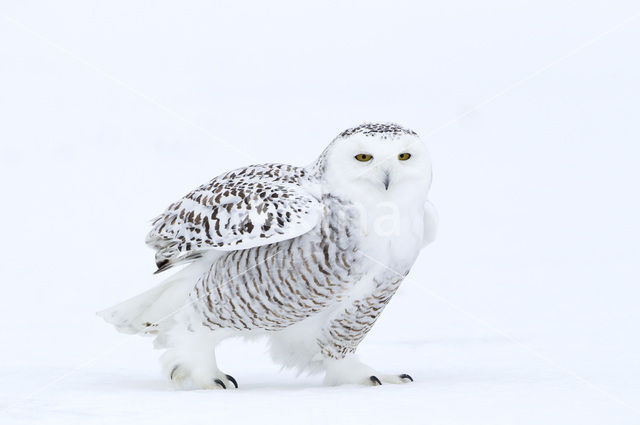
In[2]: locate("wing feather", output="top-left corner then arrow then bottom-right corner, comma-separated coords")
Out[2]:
146,163 -> 321,272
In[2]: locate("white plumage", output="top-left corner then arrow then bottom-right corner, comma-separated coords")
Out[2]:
99,123 -> 437,388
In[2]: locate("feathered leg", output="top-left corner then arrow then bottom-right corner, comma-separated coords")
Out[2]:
322,354 -> 413,386
160,324 -> 238,389
318,276 -> 413,386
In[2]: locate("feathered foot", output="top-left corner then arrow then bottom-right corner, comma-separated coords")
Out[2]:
166,362 -> 238,389
160,328 -> 238,390
323,354 -> 414,386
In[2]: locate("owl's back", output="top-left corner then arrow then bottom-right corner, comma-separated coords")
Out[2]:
189,195 -> 365,332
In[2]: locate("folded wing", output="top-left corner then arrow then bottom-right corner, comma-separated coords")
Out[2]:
146,164 -> 322,273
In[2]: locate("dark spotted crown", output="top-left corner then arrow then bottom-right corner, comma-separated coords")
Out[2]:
338,123 -> 418,139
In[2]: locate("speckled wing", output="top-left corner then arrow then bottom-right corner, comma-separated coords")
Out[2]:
146,164 -> 322,273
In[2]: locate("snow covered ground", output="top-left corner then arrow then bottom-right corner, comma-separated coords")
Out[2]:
1,1 -> 639,424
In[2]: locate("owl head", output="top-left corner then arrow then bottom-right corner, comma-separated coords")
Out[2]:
317,123 -> 432,204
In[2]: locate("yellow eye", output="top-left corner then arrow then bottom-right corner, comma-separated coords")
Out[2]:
354,154 -> 373,162
398,153 -> 412,161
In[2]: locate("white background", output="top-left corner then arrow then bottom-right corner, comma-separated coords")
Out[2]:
1,1 -> 639,424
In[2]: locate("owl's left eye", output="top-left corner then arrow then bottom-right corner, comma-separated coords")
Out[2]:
355,154 -> 373,162
398,153 -> 412,161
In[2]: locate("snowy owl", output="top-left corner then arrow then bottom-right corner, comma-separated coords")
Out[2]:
99,123 -> 437,389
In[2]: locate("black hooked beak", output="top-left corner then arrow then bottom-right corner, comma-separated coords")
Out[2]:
383,171 -> 390,190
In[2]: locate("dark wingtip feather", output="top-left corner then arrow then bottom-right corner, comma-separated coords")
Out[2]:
153,252 -> 204,275
153,259 -> 172,274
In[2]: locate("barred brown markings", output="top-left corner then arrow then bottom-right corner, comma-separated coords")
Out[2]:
201,316 -> 220,331
328,228 -> 337,244
297,270 -> 311,289
310,275 -> 325,289
307,295 -> 325,307
284,240 -> 294,268
225,298 -> 242,328
204,284 -> 213,312
339,253 -> 350,270
310,250 -> 322,271
192,281 -> 202,300
257,298 -> 271,316
282,278 -> 298,300
233,292 -> 253,329
298,248 -> 314,276
254,247 -> 264,286
244,246 -> 251,271
233,250 -> 241,276
322,275 -> 339,288
284,301 -> 298,313
209,299 -> 226,321
237,273 -> 253,303
294,297 -> 309,309
270,291 -> 284,307
245,302 -> 259,320
332,273 -> 350,285
273,281 -> 287,301
287,269 -> 297,285
321,243 -> 332,268
332,329 -> 348,339
264,251 -> 283,289
264,314 -> 286,328
215,282 -> 223,301
267,246 -> 280,269
341,324 -> 359,333
264,289 -> 274,304
312,276 -> 332,295
248,270 -> 261,299
276,269 -> 293,293
232,317 -> 249,331
316,263 -> 331,276
372,293 -> 386,301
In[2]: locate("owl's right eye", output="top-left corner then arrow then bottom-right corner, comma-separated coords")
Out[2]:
354,154 -> 373,162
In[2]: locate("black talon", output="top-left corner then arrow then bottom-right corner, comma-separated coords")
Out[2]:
214,378 -> 226,389
399,373 -> 414,382
369,376 -> 382,386
225,374 -> 238,389
170,365 -> 179,380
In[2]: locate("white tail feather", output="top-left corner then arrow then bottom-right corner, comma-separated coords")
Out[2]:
97,252 -> 221,336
